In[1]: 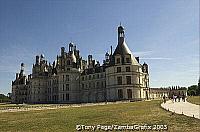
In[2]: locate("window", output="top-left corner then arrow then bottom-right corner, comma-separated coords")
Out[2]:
66,75 -> 69,81
66,84 -> 69,91
67,60 -> 70,65
126,67 -> 130,72
101,81 -> 104,88
67,68 -> 70,71
117,67 -> 121,73
97,74 -> 99,79
82,83 -> 84,88
89,83 -> 91,88
66,94 -> 69,101
82,77 -> 84,81
126,58 -> 130,63
100,73 -> 104,78
89,75 -> 91,80
63,84 -> 65,91
118,89 -> 123,99
127,89 -> 132,99
116,58 -> 120,64
96,82 -> 100,88
117,76 -> 122,85
126,76 -> 131,84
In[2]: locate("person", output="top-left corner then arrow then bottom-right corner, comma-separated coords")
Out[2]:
177,95 -> 180,102
182,94 -> 185,102
163,95 -> 166,103
172,95 -> 175,103
174,95 -> 177,102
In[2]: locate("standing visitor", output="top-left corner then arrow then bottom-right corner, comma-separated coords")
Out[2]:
182,94 -> 185,102
163,95 -> 166,103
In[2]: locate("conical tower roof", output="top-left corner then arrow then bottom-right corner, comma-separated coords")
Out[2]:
113,25 -> 139,65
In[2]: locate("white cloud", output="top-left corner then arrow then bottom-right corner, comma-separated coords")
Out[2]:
134,51 -> 153,57
140,57 -> 173,60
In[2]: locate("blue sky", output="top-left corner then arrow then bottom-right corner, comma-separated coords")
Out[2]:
0,0 -> 199,95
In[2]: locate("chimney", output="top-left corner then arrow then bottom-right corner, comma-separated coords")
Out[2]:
136,57 -> 139,63
16,73 -> 19,80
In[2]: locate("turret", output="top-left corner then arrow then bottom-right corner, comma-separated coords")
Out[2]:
61,47 -> 65,57
88,55 -> 93,65
69,43 -> 73,52
36,55 -> 39,65
16,73 -> 19,80
19,63 -> 25,77
118,25 -> 125,44
71,50 -> 77,63
113,24 -> 139,65
142,62 -> 148,73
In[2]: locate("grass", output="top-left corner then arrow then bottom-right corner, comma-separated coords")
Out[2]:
0,100 -> 199,132
187,96 -> 200,105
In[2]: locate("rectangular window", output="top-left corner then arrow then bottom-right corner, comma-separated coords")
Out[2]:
117,76 -> 122,85
126,66 -> 130,72
127,89 -> 132,99
101,81 -> 104,88
66,84 -> 69,91
126,76 -> 131,84
82,83 -> 84,89
117,67 -> 121,73
116,58 -> 120,64
63,84 -> 65,91
100,74 -> 104,78
62,94 -> 64,101
66,75 -> 69,81
96,82 -> 100,88
118,89 -> 123,99
66,94 -> 69,101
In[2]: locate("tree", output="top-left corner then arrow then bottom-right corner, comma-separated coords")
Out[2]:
197,78 -> 200,95
187,85 -> 198,96
0,94 -> 11,103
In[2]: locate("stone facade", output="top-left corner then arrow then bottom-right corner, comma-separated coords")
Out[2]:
11,25 -> 150,104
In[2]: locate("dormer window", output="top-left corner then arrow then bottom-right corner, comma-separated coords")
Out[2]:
126,57 -> 130,63
67,60 -> 70,65
116,58 -> 120,64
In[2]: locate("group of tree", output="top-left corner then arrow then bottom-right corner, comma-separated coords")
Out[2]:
0,94 -> 11,103
187,78 -> 200,96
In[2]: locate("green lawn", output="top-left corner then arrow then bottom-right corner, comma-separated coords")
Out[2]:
187,96 -> 200,105
0,100 -> 199,132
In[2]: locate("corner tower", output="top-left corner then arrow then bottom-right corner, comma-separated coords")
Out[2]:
106,25 -> 150,101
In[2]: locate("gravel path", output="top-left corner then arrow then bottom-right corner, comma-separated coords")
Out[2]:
161,100 -> 200,119
0,101 -> 130,113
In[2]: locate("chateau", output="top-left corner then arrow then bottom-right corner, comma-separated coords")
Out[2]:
11,25 -> 150,104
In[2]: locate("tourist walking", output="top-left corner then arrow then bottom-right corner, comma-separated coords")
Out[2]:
177,95 -> 180,102
163,95 -> 166,103
182,94 -> 185,102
